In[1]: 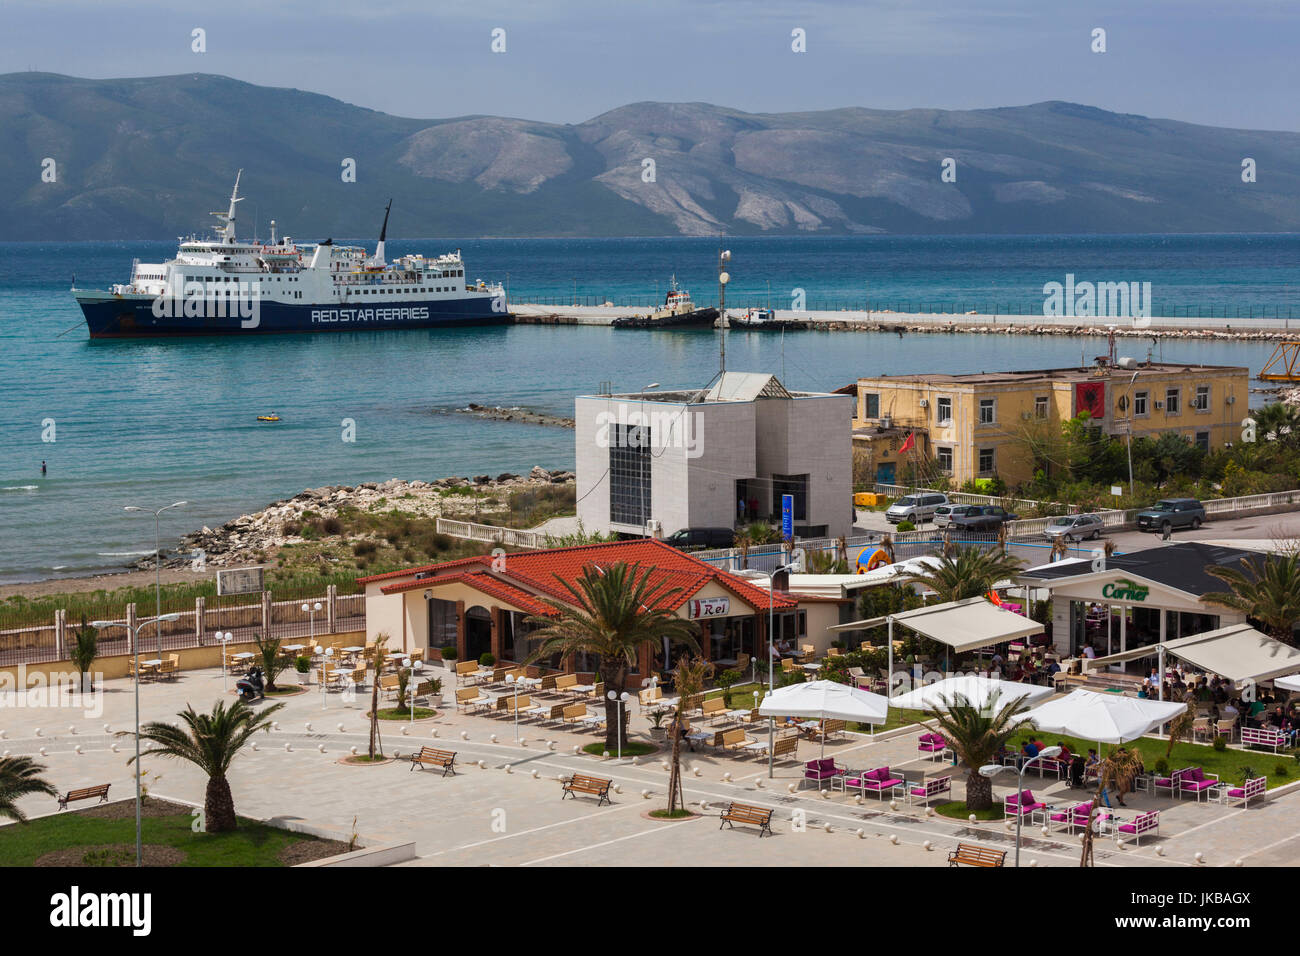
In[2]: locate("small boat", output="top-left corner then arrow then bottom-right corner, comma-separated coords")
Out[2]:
728,308 -> 809,331
612,276 -> 719,329
257,414 -> 281,422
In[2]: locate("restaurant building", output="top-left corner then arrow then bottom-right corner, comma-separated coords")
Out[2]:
1016,542 -> 1262,660
357,538 -> 802,679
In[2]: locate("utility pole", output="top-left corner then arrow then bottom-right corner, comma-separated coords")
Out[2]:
718,247 -> 731,375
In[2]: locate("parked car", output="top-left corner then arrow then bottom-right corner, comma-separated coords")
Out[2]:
949,505 -> 1019,532
934,504 -> 980,528
1136,498 -> 1206,534
663,527 -> 738,550
885,493 -> 948,525
1043,513 -> 1105,543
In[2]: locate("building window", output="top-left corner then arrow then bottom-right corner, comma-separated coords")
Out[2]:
936,447 -> 953,473
427,598 -> 458,648
1194,385 -> 1210,411
978,398 -> 995,425
1165,388 -> 1180,414
978,448 -> 995,474
608,424 -> 651,526
771,474 -> 809,521
936,397 -> 952,425
1034,396 -> 1049,419
1195,431 -> 1210,452
864,393 -> 880,419
1134,391 -> 1148,416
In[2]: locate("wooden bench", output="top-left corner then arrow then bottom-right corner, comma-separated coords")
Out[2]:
719,801 -> 774,837
1241,727 -> 1287,753
562,773 -> 612,806
410,747 -> 457,776
699,697 -> 727,722
947,843 -> 1005,867
456,686 -> 491,712
58,783 -> 111,810
720,728 -> 751,752
553,673 -> 579,695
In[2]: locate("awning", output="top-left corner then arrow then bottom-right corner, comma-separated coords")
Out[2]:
1089,623 -> 1300,684
758,680 -> 889,724
884,597 -> 1043,653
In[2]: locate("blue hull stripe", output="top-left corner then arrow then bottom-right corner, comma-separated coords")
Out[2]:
78,297 -> 508,337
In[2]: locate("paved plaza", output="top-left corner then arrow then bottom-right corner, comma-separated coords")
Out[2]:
1,663 -> 1297,867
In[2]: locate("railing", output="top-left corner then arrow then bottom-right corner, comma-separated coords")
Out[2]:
435,518 -> 542,549
0,587 -> 363,667
871,483 -> 1050,511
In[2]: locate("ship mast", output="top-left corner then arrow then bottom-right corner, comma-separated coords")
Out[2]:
211,169 -> 243,244
371,199 -> 392,267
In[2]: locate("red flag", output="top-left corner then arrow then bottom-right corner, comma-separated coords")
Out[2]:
898,431 -> 916,454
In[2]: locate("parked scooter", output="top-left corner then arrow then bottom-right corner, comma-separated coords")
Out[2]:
236,666 -> 265,703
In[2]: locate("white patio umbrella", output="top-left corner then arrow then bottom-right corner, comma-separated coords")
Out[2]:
889,675 -> 1054,712
1274,673 -> 1300,692
1016,688 -> 1186,745
759,680 -> 889,756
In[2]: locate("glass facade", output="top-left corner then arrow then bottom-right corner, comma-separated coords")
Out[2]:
609,423 -> 651,525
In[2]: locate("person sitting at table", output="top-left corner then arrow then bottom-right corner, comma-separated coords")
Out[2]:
1018,738 -> 1040,769
1081,642 -> 1096,660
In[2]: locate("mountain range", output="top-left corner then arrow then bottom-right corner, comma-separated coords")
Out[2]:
4,71 -> 1300,240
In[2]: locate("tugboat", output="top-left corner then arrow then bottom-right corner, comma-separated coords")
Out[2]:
611,277 -> 719,329
728,307 -> 809,331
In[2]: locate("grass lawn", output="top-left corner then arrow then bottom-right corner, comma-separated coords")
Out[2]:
936,800 -> 1005,821
0,799 -> 345,867
374,707 -> 437,720
1011,730 -> 1299,790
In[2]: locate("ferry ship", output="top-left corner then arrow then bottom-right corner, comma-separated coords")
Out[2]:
72,172 -> 508,337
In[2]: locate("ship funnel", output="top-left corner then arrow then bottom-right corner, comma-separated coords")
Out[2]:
371,199 -> 392,267
215,169 -> 244,243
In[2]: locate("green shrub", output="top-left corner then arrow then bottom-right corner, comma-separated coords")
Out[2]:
1153,757 -> 1170,776
896,520 -> 916,532
1212,736 -> 1227,752
1275,763 -> 1289,778
294,655 -> 312,673
479,652 -> 496,667
441,645 -> 457,661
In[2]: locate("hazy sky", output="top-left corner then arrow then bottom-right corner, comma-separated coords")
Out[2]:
5,0 -> 1299,130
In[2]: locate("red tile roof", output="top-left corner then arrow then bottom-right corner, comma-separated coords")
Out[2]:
361,538 -> 796,615
380,571 -> 559,616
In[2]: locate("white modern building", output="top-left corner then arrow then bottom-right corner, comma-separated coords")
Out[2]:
575,372 -> 853,540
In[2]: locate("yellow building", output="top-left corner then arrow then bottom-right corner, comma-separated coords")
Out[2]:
846,361 -> 1250,488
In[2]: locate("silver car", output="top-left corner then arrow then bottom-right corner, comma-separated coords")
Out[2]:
1043,513 -> 1104,543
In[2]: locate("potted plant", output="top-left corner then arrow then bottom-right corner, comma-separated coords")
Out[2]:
294,655 -> 312,685
647,708 -> 669,740
479,651 -> 496,668
717,668 -> 742,708
441,645 -> 457,667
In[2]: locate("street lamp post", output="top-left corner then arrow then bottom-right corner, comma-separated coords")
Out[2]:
1124,370 -> 1140,499
606,690 -> 631,759
640,383 -> 659,539
218,631 -> 234,693
319,645 -> 334,710
761,562 -> 796,778
979,745 -> 1062,867
507,673 -> 521,745
718,249 -> 731,373
91,613 -> 181,867
123,501 -> 187,655
302,602 -> 322,648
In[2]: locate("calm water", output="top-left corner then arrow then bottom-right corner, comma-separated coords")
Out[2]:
1,235 -> 1296,583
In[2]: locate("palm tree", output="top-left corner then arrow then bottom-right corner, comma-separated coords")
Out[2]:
124,698 -> 283,832
666,655 -> 712,814
1204,552 -> 1300,644
367,638 -> 390,759
1079,746 -> 1147,866
526,562 -> 701,751
69,616 -> 98,693
0,756 -> 57,823
920,692 -> 1035,811
253,632 -> 288,692
911,545 -> 1024,603
807,549 -> 848,574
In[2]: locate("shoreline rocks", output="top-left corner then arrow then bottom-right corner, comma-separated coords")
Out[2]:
136,469 -> 576,572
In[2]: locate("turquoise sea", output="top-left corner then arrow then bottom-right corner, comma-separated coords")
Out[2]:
2,234 -> 1298,583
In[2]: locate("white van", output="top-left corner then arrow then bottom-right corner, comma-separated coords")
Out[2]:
885,493 -> 949,525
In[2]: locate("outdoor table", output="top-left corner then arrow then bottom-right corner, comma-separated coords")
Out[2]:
283,644 -> 305,652
515,677 -> 542,689
801,662 -> 821,672
139,659 -> 162,678
571,683 -> 595,695
723,709 -> 751,721
232,651 -> 254,660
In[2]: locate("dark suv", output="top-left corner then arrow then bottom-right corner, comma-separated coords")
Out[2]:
1136,498 -> 1206,534
949,505 -> 1019,532
664,527 -> 737,550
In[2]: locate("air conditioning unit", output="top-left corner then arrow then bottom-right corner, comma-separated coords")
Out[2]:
647,519 -> 662,534
1020,411 -> 1032,420
918,399 -> 929,408
1154,400 -> 1165,410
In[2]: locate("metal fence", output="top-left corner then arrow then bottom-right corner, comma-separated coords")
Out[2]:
435,518 -> 542,548
0,586 -> 364,667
